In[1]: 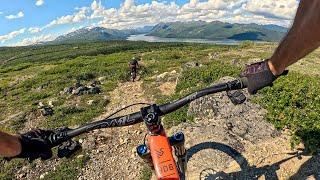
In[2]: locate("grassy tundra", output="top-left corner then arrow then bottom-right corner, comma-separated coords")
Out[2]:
0,41 -> 319,179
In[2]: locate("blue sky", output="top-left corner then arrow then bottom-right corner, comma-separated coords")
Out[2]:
0,0 -> 299,46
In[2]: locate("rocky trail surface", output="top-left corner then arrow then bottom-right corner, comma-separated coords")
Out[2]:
78,79 -> 152,180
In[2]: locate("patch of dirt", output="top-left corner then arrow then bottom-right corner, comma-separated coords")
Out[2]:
22,110 -> 44,132
158,81 -> 176,96
78,80 -> 153,180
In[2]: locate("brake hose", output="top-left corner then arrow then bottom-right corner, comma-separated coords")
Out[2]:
103,102 -> 152,120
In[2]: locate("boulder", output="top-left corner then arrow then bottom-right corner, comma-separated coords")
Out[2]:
87,86 -> 101,94
72,86 -> 88,96
187,76 -> 279,143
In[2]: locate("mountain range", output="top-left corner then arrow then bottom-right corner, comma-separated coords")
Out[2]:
148,21 -> 287,41
49,21 -> 287,44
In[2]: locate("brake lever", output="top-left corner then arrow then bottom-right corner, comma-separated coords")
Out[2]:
57,140 -> 82,158
227,90 -> 246,105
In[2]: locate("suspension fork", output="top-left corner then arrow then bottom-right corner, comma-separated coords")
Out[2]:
136,132 -> 187,179
169,132 -> 187,177
137,104 -> 180,179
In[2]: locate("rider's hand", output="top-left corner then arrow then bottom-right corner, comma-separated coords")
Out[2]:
16,129 -> 54,161
240,60 -> 288,94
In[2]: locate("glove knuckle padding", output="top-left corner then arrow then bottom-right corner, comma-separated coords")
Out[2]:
241,60 -> 278,95
16,129 -> 54,161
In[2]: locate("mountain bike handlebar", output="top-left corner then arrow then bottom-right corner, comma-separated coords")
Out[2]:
48,77 -> 248,147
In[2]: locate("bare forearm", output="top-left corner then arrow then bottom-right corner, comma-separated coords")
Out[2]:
0,131 -> 21,157
269,0 -> 320,75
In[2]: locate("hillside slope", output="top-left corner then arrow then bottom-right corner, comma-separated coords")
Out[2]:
50,26 -> 154,44
148,21 -> 287,42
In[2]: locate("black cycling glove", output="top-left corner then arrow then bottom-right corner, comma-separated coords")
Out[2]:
240,60 -> 288,94
16,129 -> 54,161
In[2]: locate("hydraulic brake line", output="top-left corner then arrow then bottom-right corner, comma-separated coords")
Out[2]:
103,102 -> 152,120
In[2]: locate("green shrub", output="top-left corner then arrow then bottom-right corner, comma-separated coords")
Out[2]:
257,72 -> 320,152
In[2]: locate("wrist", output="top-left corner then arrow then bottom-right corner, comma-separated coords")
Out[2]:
15,135 -> 23,156
267,59 -> 284,76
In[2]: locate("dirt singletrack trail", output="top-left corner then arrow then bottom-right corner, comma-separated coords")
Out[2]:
78,78 -> 153,180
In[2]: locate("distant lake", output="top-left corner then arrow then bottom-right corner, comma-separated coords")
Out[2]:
127,34 -> 240,45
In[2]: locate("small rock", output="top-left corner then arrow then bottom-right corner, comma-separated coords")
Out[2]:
21,166 -> 28,171
38,102 -> 45,108
79,138 -> 84,144
170,70 -> 177,74
87,100 -> 95,105
64,87 -> 74,94
18,173 -> 26,179
98,76 -> 106,82
119,138 -> 129,144
131,147 -> 136,153
77,154 -> 84,159
226,122 -> 234,130
39,172 -> 48,179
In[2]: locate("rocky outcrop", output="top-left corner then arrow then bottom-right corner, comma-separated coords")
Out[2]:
170,76 -> 281,178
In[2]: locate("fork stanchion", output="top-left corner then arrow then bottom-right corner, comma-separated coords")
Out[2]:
169,132 -> 187,176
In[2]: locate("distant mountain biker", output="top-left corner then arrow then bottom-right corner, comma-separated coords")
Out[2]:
129,56 -> 139,82
1,0 -> 319,161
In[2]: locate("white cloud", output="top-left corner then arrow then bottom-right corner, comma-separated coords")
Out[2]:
36,0 -> 44,6
33,0 -> 298,33
0,12 -> 3,15
88,0 -> 298,29
244,0 -> 298,20
5,11 -> 24,19
28,27 -> 41,33
45,7 -> 89,28
0,28 -> 26,43
13,34 -> 55,46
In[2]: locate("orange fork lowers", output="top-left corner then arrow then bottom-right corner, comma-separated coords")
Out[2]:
148,130 -> 180,180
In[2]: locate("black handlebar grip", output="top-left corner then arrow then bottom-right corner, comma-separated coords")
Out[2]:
48,127 -> 72,147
